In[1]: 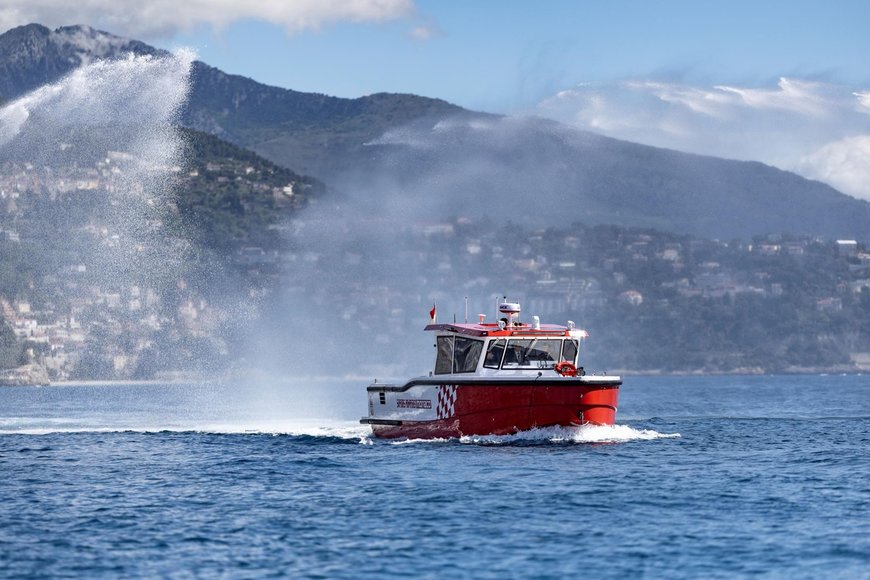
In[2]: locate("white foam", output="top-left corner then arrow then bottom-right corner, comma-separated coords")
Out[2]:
390,436 -> 452,445
386,424 -> 680,445
0,418 -> 677,446
459,423 -> 680,444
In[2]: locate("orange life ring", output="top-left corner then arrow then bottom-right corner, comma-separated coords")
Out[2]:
554,361 -> 578,377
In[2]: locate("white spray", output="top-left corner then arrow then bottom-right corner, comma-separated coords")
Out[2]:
0,49 -> 195,282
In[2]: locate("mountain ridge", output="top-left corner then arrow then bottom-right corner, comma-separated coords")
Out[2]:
183,59 -> 470,176
2,23 -> 870,241
0,23 -> 162,99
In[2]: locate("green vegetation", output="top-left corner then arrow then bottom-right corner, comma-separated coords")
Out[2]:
174,127 -> 324,250
183,62 -> 469,177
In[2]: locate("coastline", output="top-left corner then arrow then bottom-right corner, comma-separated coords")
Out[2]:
611,364 -> 867,377
0,364 -> 50,387
3,365 -> 867,387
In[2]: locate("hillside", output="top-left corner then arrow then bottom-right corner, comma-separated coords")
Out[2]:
175,127 -> 324,249
184,61 -> 469,177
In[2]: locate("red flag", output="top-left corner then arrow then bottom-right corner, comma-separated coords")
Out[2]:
429,304 -> 437,322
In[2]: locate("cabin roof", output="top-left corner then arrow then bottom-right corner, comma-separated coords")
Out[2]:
424,322 -> 577,338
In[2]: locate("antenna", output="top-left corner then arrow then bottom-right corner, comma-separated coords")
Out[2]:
465,296 -> 468,323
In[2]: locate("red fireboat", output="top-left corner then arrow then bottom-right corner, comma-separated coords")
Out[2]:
360,301 -> 621,439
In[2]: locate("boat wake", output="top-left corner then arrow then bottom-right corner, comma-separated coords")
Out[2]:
0,418 -> 372,441
1,418 -> 678,446
390,423 -> 681,445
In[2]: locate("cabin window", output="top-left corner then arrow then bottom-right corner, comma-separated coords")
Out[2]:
502,339 -> 563,369
561,339 -> 578,363
435,336 -> 453,374
453,337 -> 483,373
435,335 -> 484,374
484,339 -> 506,369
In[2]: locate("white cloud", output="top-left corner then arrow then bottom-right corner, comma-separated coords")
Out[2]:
537,77 -> 870,200
0,0 -> 416,39
409,25 -> 436,41
714,78 -> 832,116
799,136 -> 870,197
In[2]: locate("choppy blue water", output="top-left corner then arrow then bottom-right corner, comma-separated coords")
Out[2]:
1,375 -> 868,578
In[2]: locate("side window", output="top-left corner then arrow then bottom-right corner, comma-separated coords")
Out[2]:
435,336 -> 453,375
453,337 -> 483,373
484,339 -> 505,369
561,339 -> 578,363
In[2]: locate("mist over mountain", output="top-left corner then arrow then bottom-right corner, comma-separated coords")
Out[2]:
347,115 -> 870,240
2,23 -> 870,242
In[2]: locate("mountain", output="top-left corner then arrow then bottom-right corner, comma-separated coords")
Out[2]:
0,23 -> 467,178
2,23 -> 870,241
0,23 -> 162,99
184,61 -> 470,178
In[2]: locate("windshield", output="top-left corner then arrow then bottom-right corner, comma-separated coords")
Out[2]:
500,339 -> 572,369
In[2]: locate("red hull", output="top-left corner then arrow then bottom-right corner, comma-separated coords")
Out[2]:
369,382 -> 619,439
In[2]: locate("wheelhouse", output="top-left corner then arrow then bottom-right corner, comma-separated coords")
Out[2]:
429,324 -> 584,375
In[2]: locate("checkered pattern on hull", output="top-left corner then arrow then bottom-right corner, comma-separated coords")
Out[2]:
436,385 -> 458,419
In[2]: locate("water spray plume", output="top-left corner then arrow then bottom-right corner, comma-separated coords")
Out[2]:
0,48 -> 197,378
0,49 -> 195,276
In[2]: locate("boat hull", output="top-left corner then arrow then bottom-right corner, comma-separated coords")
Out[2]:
361,377 -> 620,439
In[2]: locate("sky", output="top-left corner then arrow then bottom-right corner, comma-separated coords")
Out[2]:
3,0 -> 870,198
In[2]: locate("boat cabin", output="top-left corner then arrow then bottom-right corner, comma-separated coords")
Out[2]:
426,322 -> 586,375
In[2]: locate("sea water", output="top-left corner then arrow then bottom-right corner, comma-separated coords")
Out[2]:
0,375 -> 868,578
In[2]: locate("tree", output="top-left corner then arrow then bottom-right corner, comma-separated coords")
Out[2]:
0,320 -> 21,369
